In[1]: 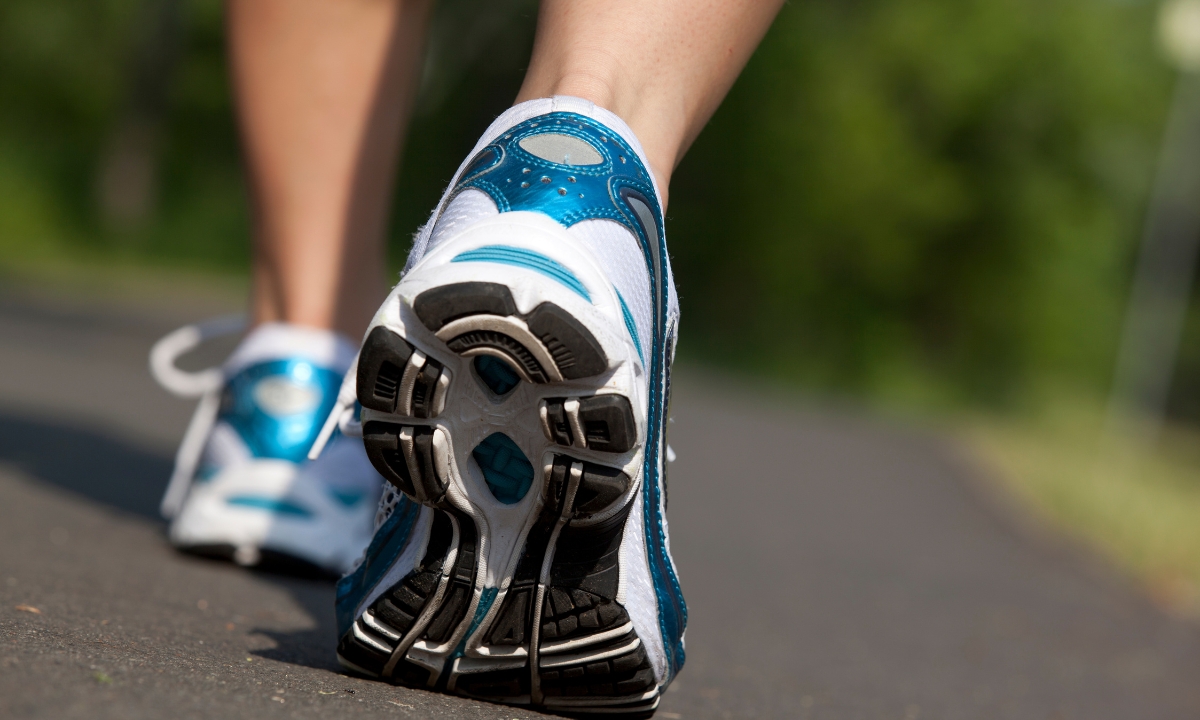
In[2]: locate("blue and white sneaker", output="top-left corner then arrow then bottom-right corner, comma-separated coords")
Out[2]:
315,97 -> 686,715
151,321 -> 384,576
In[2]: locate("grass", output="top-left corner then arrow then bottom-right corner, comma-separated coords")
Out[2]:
964,395 -> 1200,616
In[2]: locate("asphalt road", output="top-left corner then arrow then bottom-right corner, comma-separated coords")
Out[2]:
2,279 -> 1199,719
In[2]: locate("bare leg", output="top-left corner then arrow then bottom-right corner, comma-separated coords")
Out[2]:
516,0 -> 783,204
228,0 -> 432,339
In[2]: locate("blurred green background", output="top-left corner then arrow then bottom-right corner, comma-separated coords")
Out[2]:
3,0 -> 1199,601
0,0 -> 1177,410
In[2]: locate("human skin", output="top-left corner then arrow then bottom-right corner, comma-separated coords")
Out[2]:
228,0 -> 784,337
517,0 -> 785,204
227,0 -> 432,339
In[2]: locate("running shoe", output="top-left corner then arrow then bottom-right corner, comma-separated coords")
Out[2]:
316,96 -> 686,715
151,320 -> 383,577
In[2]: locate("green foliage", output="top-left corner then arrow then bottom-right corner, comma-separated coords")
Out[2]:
670,0 -> 1171,406
0,0 -> 247,266
0,0 -> 1175,409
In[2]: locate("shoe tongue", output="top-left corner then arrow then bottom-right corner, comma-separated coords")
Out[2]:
224,322 -> 357,377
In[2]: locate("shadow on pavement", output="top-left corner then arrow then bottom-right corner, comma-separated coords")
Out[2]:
0,409 -> 172,521
0,407 -> 345,674
248,574 -> 343,672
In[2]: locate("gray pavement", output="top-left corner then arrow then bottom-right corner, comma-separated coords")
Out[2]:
2,280 -> 1199,719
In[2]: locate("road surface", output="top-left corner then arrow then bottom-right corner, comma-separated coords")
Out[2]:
1,277 -> 1198,719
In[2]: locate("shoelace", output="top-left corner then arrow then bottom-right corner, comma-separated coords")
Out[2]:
309,358 -> 361,462
149,315 -> 246,519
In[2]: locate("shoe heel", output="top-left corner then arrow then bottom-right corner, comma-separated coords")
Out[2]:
412,281 -> 609,382
362,422 -> 451,506
357,326 -> 450,419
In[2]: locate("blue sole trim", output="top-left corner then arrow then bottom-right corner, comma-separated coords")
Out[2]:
451,245 -> 591,302
616,289 -> 644,364
225,495 -> 313,518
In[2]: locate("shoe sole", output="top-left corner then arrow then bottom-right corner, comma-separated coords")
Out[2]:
337,278 -> 661,716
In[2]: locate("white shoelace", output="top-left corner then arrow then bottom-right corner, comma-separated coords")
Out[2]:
149,315 -> 246,519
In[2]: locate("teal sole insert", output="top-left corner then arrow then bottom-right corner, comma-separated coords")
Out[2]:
472,433 -> 535,504
474,355 -> 521,396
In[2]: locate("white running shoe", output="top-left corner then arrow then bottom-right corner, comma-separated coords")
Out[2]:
152,320 -> 384,576
318,96 -> 686,715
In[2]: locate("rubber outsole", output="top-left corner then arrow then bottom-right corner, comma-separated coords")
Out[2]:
339,282 -> 659,716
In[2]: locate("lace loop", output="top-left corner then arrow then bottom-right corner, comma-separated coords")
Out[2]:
148,315 -> 246,518
149,314 -> 247,398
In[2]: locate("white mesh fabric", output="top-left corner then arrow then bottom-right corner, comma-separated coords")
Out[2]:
425,188 -> 499,257
224,322 -> 358,376
618,488 -> 668,684
568,219 -> 654,366
375,483 -> 404,531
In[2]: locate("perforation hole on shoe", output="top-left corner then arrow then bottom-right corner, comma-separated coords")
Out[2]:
473,355 -> 520,396
472,433 -> 534,505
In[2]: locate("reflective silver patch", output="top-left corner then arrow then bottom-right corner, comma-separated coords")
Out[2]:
253,377 -> 319,416
518,133 -> 603,166
626,196 -> 659,248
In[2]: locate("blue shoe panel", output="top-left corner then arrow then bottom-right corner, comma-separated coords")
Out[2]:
335,496 -> 420,637
220,359 -> 342,463
452,113 -> 664,264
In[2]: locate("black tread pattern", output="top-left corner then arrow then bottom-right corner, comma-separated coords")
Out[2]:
542,399 -> 574,446
543,395 -> 637,454
539,634 -> 656,699
540,588 -> 629,641
411,358 -> 443,418
525,302 -> 608,380
357,325 -> 447,418
362,422 -> 448,505
423,516 -> 478,643
456,667 -> 530,698
413,282 -> 517,331
410,284 -> 609,383
572,463 -> 632,520
357,326 -> 414,413
337,513 -> 453,674
578,395 -> 637,453
445,331 -> 548,383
